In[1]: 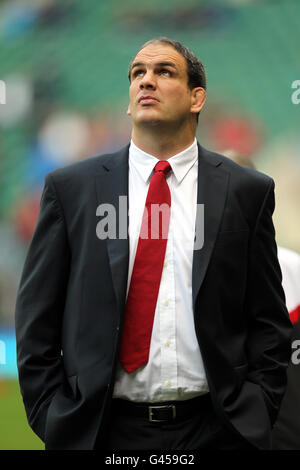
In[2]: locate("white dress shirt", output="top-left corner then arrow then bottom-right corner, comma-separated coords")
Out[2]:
113,138 -> 209,402
277,246 -> 300,323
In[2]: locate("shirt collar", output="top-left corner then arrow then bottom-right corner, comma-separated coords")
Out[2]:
129,138 -> 198,184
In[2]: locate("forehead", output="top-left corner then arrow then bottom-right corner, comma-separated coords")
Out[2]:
132,44 -> 187,71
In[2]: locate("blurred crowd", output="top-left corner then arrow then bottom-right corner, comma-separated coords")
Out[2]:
0,0 -> 299,337
0,0 -> 299,451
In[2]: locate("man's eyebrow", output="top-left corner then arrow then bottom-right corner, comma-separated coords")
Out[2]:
130,61 -> 178,71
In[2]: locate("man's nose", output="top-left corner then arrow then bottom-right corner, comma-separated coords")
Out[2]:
139,71 -> 156,89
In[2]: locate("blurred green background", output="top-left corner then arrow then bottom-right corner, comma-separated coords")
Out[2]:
0,0 -> 299,450
0,380 -> 43,449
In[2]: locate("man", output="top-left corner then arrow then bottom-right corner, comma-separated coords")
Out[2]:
15,37 -> 292,450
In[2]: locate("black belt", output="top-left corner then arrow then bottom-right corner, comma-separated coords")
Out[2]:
112,394 -> 211,423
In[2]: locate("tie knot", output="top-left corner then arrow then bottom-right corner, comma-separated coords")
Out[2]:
154,160 -> 171,176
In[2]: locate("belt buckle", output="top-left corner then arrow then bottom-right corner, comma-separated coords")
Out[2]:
148,405 -> 176,423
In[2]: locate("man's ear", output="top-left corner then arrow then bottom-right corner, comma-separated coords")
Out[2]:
127,103 -> 131,116
190,87 -> 206,115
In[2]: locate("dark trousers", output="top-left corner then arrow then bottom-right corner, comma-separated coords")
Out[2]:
101,395 -> 256,451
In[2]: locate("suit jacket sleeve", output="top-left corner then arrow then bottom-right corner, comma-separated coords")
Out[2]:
15,173 -> 70,441
245,178 -> 292,426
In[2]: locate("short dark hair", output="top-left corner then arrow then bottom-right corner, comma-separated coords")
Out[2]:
128,37 -> 206,91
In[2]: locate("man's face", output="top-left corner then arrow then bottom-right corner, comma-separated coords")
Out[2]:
128,43 -> 198,128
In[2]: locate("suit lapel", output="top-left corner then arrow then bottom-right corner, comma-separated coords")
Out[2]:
192,144 -> 230,308
95,146 -> 130,316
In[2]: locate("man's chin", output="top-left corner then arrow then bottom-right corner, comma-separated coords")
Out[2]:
135,115 -> 162,127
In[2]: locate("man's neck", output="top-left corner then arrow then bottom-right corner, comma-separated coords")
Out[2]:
131,126 -> 196,160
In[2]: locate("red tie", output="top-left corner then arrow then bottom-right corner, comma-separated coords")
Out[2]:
119,160 -> 172,373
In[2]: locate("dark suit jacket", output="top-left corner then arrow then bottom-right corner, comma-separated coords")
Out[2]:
271,321 -> 300,449
15,143 -> 292,450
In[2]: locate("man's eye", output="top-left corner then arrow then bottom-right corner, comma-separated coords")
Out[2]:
133,70 -> 144,78
160,69 -> 171,76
